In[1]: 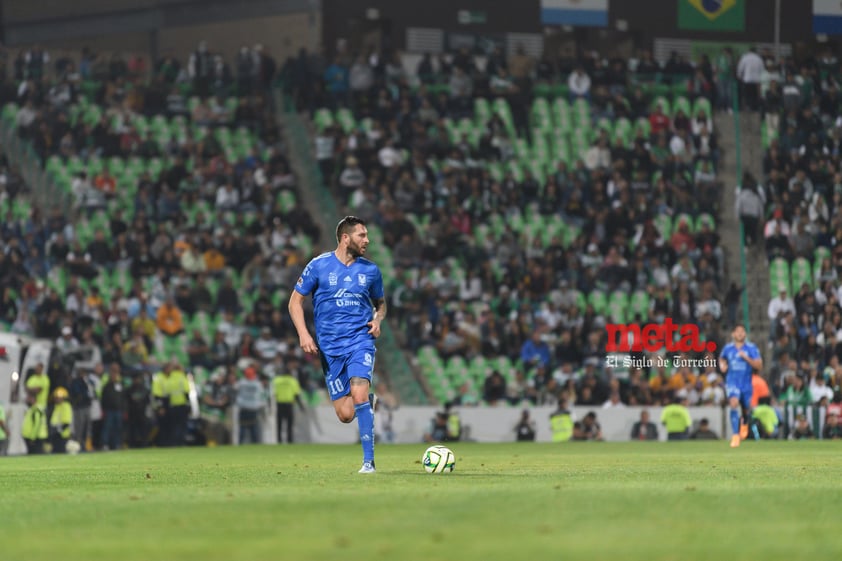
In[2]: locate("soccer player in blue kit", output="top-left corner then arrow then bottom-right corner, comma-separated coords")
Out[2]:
288,216 -> 385,473
718,324 -> 763,448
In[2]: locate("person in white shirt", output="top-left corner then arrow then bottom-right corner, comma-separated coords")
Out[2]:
215,183 -> 239,211
768,287 -> 796,339
809,374 -> 834,404
736,48 -> 764,111
568,67 -> 591,100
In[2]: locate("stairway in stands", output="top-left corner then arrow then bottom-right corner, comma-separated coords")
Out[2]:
714,109 -> 770,359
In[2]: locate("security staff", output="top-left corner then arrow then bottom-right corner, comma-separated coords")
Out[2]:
550,398 -> 574,442
22,394 -> 48,454
273,366 -> 304,444
50,387 -> 74,453
153,360 -> 190,446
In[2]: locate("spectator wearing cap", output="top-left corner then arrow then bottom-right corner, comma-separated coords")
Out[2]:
49,386 -> 73,453
55,325 -> 80,354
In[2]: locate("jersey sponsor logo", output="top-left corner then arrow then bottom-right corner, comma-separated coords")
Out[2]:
332,288 -> 361,307
329,272 -> 338,286
358,274 -> 367,286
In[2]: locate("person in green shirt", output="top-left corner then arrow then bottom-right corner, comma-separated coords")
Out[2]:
778,375 -> 812,407
751,397 -> 781,439
25,362 -> 50,410
661,397 -> 692,440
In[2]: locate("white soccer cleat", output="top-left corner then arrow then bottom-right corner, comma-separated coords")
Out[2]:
358,461 -> 376,474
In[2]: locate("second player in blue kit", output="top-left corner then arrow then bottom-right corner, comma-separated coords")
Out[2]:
718,324 -> 763,447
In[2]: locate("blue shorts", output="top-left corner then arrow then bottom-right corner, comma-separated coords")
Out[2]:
320,346 -> 375,401
726,385 -> 752,410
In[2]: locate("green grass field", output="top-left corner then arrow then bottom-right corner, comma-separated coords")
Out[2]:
2,442 -> 840,561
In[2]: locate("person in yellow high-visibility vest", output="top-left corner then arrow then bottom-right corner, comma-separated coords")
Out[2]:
22,394 -> 48,454
152,362 -> 171,446
153,360 -> 191,447
25,362 -> 50,410
50,387 -> 74,453
273,367 -> 304,444
167,361 -> 191,447
550,398 -> 574,442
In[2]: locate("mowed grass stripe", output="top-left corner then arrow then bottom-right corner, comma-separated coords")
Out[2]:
2,442 -> 840,561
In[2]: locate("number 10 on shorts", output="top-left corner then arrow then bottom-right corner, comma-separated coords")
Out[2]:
328,379 -> 344,395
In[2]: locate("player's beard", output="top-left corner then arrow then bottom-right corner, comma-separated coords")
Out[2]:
348,239 -> 367,258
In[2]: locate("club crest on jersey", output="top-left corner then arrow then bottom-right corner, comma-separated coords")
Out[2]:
328,272 -> 338,286
364,352 -> 372,366
358,274 -> 367,286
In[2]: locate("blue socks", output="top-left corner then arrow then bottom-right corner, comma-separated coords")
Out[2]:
355,401 -> 375,462
730,407 -> 740,435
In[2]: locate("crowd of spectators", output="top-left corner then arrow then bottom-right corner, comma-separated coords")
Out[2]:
287,43 -> 735,408
757,49 -> 842,419
0,43 -> 331,451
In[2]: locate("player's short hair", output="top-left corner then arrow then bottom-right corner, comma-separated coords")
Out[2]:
733,323 -> 746,331
336,215 -> 366,243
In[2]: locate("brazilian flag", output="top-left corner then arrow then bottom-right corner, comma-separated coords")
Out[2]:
678,0 -> 745,31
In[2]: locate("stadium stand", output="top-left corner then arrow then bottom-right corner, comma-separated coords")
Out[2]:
1,44 -> 325,448
760,51 -> 842,428
285,46 -> 729,408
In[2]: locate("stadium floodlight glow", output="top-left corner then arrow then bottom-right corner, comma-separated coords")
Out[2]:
11,371 -> 18,382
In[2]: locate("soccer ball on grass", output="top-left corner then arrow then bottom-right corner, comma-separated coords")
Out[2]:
65,440 -> 81,455
422,445 -> 455,474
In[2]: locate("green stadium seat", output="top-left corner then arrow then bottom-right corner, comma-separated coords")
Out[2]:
791,257 -> 812,290
769,258 -> 791,294
608,291 -> 629,323
588,290 -> 608,314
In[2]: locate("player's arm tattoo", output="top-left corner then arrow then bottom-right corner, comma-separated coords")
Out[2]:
372,297 -> 387,322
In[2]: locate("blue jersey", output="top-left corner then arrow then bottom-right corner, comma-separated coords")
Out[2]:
294,251 -> 384,357
719,341 -> 759,389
